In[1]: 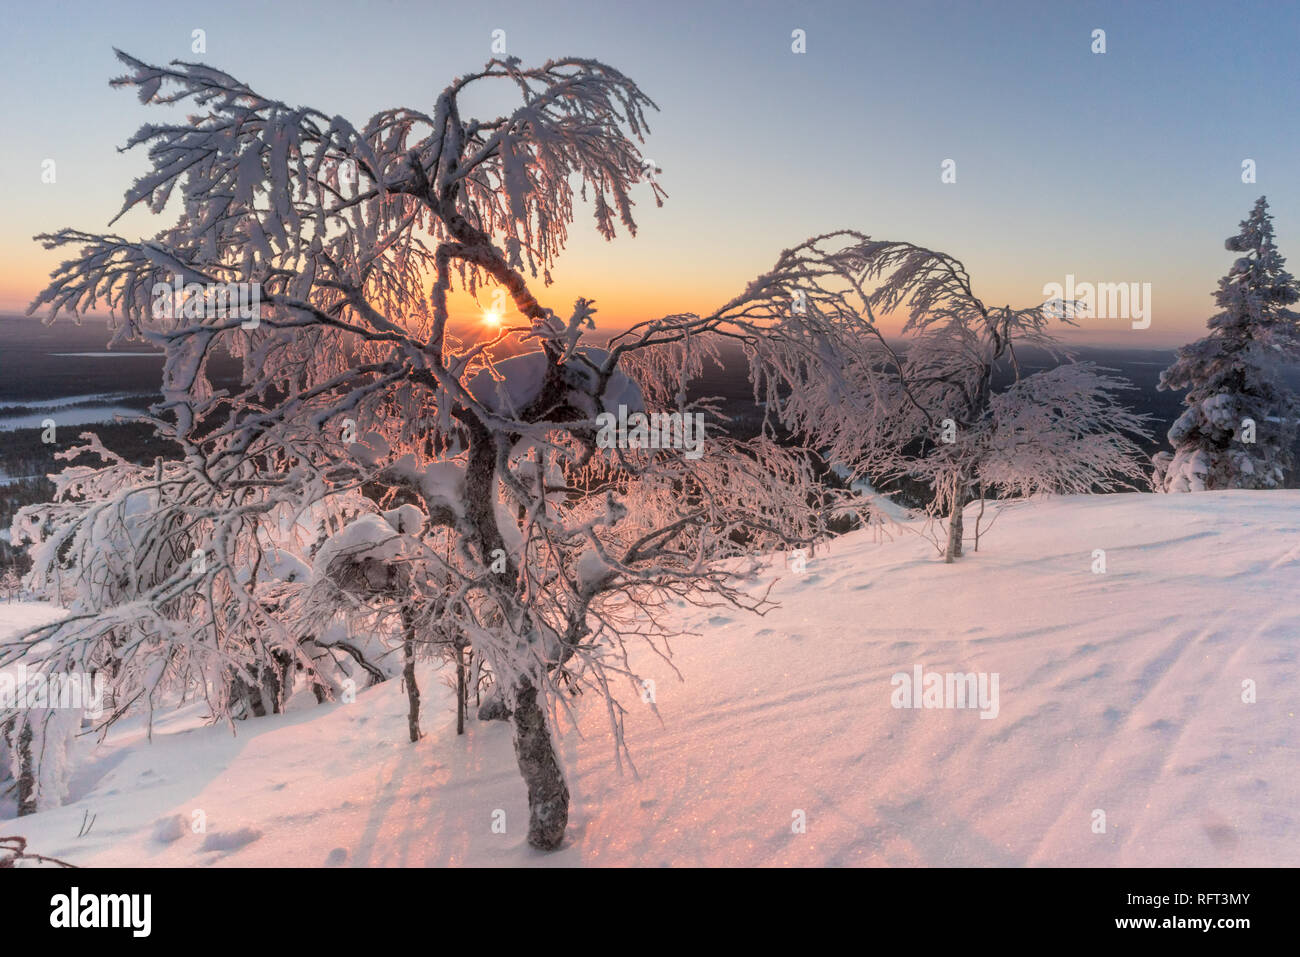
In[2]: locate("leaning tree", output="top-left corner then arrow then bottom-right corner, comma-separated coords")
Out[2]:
6,52 -> 831,848
730,232 -> 1152,561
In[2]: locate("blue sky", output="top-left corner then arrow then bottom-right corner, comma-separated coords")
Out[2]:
2,0 -> 1297,344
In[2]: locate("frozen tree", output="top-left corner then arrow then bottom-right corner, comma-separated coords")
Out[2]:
305,504 -> 451,741
1,704 -> 81,816
6,52 -> 830,847
0,569 -> 21,602
1152,197 -> 1300,492
734,232 -> 1151,561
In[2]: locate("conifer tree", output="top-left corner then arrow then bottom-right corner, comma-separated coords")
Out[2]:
1153,197 -> 1300,491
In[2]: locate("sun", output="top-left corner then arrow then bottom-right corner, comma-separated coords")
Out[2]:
482,308 -> 503,327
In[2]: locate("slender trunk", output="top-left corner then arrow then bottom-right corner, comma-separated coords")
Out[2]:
301,638 -> 330,703
456,644 -> 466,736
471,650 -> 481,708
459,380 -> 569,845
401,609 -> 420,743
511,683 -> 569,850
944,494 -> 964,563
15,719 -> 36,817
973,485 -> 986,553
275,650 -> 294,706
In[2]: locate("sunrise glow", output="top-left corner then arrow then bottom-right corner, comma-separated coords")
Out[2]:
2,0 -> 1299,899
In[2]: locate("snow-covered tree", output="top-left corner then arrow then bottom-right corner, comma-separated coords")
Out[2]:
1,704 -> 80,817
1152,197 -> 1300,492
304,503 -> 452,741
0,569 -> 21,602
735,232 -> 1151,561
4,51 -> 830,848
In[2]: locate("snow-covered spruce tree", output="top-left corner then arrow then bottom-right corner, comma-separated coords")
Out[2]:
735,232 -> 1151,561
1152,197 -> 1300,491
5,52 -> 829,847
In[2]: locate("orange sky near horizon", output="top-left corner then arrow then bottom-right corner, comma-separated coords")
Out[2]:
0,221 -> 1221,350
5,1 -> 1298,351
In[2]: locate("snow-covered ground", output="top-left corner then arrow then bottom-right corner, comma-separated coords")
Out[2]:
3,491 -> 1297,866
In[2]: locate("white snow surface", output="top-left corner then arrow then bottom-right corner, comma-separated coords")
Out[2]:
3,492 -> 1297,866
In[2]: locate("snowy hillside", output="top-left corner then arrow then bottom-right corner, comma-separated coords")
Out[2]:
4,491 -> 1297,867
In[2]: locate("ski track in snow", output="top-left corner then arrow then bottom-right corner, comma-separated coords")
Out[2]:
3,491 -> 1297,866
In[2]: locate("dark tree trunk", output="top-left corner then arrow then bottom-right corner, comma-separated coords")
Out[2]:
230,647 -> 293,718
401,608 -> 420,743
510,683 -> 569,850
472,651 -> 481,708
0,716 -> 10,789
274,650 -> 294,702
461,391 -> 569,847
456,643 -> 466,736
228,671 -> 256,717
256,650 -> 293,715
15,719 -> 36,817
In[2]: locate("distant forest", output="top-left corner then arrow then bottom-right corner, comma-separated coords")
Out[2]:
2,314 -> 1298,579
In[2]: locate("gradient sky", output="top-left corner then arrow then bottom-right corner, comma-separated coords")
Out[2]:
2,0 -> 1298,346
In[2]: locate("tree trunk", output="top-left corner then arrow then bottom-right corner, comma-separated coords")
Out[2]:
228,670 -> 256,718
258,670 -> 278,716
15,719 -> 36,817
0,715 -> 10,782
401,609 -> 420,743
510,683 -> 569,850
255,650 -> 293,716
229,647 -> 292,718
470,650 -> 481,708
944,495 -> 964,563
456,644 -> 466,736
